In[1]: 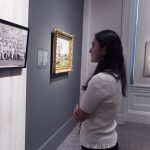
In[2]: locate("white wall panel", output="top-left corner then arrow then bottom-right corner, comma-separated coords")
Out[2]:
0,0 -> 29,149
81,0 -> 123,95
128,87 -> 150,112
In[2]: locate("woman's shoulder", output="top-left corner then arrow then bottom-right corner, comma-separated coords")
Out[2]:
92,72 -> 115,82
89,72 -> 119,88
88,73 -> 106,87
89,72 -> 120,93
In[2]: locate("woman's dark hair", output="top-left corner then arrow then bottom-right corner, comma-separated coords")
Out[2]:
83,30 -> 127,96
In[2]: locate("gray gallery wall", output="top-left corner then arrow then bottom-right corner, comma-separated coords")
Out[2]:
26,0 -> 84,150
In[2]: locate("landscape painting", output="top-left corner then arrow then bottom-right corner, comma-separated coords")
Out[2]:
52,29 -> 74,74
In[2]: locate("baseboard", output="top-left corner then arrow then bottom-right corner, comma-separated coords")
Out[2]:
38,116 -> 77,150
125,110 -> 150,124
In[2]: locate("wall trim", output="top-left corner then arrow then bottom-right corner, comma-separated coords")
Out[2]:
80,0 -> 91,95
128,85 -> 150,92
125,85 -> 150,124
125,110 -> 150,124
38,116 -> 75,150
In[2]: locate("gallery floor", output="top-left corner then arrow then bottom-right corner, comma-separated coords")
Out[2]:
57,122 -> 150,150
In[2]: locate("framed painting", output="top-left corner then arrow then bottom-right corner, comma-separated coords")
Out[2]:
0,19 -> 29,69
51,28 -> 74,74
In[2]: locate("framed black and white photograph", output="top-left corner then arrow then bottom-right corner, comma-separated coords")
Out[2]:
0,19 -> 29,69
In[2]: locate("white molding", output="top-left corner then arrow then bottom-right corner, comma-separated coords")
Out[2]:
80,0 -> 92,99
117,0 -> 132,124
0,74 -> 11,150
10,69 -> 26,150
125,85 -> 150,124
121,0 -> 135,84
120,0 -> 131,64
125,110 -> 150,124
128,93 -> 150,111
128,85 -> 150,93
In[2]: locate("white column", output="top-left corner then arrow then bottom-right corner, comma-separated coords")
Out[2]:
80,0 -> 92,101
0,0 -> 29,149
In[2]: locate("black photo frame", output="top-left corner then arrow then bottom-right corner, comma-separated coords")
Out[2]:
0,19 -> 29,69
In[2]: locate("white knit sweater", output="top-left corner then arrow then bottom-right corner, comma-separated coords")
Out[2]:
80,72 -> 121,149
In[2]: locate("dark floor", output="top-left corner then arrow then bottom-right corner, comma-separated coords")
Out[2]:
57,122 -> 150,150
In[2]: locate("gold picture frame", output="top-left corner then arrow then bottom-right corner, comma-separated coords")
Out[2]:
52,28 -> 74,74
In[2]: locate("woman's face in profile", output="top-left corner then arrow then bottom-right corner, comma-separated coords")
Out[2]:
89,38 -> 106,62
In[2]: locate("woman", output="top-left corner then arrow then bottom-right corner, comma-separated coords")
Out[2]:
74,30 -> 127,150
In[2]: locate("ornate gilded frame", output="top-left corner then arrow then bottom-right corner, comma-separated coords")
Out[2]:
52,28 -> 74,74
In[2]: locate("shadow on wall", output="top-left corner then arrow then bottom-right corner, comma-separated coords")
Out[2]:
0,69 -> 22,78
50,72 -> 68,83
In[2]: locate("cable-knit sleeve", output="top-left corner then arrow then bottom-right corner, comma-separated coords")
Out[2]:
80,74 -> 107,114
